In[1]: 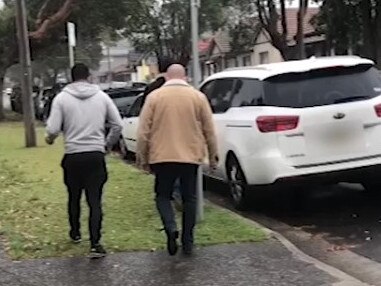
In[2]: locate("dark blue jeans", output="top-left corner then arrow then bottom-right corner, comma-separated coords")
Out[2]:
61,152 -> 107,246
151,163 -> 198,246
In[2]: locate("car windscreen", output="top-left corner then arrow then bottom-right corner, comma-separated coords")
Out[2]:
108,90 -> 142,99
113,96 -> 138,110
263,65 -> 381,108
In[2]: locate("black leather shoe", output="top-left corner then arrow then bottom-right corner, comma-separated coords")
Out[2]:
166,231 -> 179,256
182,244 -> 193,256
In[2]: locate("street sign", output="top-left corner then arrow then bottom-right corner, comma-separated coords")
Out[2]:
67,22 -> 76,68
67,22 -> 76,47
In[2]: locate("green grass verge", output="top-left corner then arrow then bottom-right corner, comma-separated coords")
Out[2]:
0,122 -> 267,260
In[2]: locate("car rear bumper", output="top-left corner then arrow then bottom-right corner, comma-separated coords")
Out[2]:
241,153 -> 381,186
271,163 -> 381,186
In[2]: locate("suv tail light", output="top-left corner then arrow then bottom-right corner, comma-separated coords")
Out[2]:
256,116 -> 299,133
375,104 -> 381,117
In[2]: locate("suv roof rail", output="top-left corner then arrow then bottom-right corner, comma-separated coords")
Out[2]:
224,66 -> 268,72
309,55 -> 361,60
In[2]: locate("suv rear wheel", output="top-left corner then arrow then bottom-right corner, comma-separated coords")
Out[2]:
362,180 -> 381,196
227,155 -> 250,210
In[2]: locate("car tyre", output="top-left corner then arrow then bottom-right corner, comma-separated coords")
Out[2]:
119,137 -> 134,161
362,180 -> 381,197
227,155 -> 250,210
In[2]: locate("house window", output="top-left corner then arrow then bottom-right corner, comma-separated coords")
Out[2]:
243,55 -> 252,66
259,52 -> 269,64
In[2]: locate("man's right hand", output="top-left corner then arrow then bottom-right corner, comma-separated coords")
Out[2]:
45,135 -> 54,145
209,156 -> 219,173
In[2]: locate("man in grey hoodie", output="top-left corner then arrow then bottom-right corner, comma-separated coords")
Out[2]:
46,63 -> 123,258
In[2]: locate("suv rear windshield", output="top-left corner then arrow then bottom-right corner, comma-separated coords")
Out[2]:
263,65 -> 381,108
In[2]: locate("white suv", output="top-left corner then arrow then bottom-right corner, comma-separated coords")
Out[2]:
121,56 -> 381,209
199,56 -> 381,209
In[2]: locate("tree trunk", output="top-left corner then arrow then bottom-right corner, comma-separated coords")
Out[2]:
296,0 -> 308,59
0,72 -> 5,121
360,0 -> 375,60
375,0 -> 381,67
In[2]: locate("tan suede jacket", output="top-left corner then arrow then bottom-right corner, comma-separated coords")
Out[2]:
137,79 -> 218,166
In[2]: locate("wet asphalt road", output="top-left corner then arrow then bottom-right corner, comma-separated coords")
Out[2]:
204,179 -> 381,264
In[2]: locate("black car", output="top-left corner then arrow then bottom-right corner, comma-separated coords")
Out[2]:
104,88 -> 144,150
11,85 -> 42,119
41,83 -> 67,122
105,87 -> 144,116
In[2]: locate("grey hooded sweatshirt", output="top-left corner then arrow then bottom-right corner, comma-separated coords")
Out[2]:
46,81 -> 123,154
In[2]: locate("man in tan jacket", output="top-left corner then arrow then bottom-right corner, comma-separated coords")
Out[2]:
137,64 -> 218,256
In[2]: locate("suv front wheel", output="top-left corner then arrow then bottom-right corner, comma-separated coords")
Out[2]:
227,155 -> 250,210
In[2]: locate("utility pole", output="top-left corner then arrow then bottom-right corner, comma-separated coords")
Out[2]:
15,0 -> 37,147
191,0 -> 204,222
191,0 -> 201,86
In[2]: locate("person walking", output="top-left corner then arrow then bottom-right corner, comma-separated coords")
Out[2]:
45,63 -> 123,258
142,56 -> 173,101
142,57 -> 182,209
137,64 -> 218,256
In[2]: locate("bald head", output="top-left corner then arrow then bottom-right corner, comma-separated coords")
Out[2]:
166,64 -> 186,81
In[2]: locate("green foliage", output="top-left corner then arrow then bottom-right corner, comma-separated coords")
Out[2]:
314,0 -> 362,54
0,0 -> 141,78
315,0 -> 381,64
0,5 -> 17,73
125,0 -> 233,65
225,0 -> 260,54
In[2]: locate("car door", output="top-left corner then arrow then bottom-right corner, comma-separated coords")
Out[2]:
200,78 -> 237,180
123,95 -> 144,153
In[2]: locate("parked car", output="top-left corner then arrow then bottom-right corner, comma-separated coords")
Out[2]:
119,94 -> 144,158
41,83 -> 67,122
10,85 -> 42,119
105,87 -> 144,116
121,56 -> 381,209
131,82 -> 148,89
104,88 -> 143,151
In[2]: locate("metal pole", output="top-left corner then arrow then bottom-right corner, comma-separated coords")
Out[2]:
196,165 -> 204,222
67,22 -> 75,68
191,0 -> 204,222
68,45 -> 74,68
191,0 -> 201,86
107,46 -> 112,88
15,0 -> 37,147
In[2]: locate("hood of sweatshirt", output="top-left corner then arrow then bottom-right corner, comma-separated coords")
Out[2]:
63,81 -> 100,100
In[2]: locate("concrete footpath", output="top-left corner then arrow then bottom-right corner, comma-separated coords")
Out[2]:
0,239 -> 368,286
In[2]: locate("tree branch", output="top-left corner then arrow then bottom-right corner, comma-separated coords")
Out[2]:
30,0 -> 77,40
256,0 -> 270,30
35,0 -> 51,26
280,0 -> 288,39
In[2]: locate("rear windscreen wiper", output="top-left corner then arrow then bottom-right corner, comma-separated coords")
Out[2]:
334,95 -> 371,104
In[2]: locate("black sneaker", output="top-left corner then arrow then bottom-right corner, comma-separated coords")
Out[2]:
182,244 -> 193,256
89,244 -> 107,259
69,231 -> 81,244
166,231 -> 179,256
